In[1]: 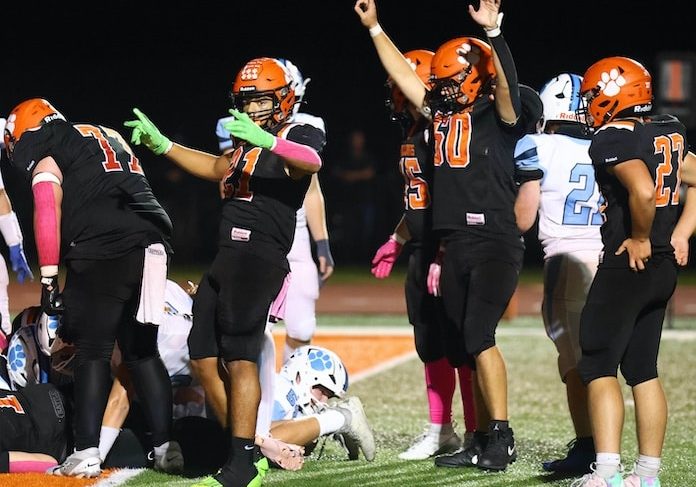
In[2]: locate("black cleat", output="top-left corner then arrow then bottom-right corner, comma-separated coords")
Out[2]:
434,431 -> 487,468
542,436 -> 594,474
476,422 -> 516,471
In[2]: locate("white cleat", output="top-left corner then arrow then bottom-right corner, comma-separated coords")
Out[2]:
335,396 -> 376,462
398,423 -> 462,460
48,447 -> 101,478
153,440 -> 184,473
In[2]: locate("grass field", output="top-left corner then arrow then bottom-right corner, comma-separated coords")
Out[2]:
119,315 -> 696,487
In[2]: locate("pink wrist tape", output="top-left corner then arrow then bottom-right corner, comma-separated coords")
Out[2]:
32,181 -> 60,267
10,460 -> 58,472
271,137 -> 322,168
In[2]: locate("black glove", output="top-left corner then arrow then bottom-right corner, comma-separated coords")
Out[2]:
41,275 -> 64,316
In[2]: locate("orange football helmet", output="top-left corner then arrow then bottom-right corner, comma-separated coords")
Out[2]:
4,98 -> 65,160
386,49 -> 434,125
230,57 -> 296,127
427,37 -> 495,115
578,56 -> 653,129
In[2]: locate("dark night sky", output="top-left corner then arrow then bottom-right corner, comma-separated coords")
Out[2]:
2,1 -> 695,264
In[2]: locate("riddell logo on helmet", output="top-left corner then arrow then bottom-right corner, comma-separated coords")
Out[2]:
633,104 -> 652,113
43,113 -> 64,123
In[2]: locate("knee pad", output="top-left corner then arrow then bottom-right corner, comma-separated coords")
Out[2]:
285,318 -> 316,343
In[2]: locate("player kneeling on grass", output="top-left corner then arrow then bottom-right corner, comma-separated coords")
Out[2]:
269,345 -> 376,462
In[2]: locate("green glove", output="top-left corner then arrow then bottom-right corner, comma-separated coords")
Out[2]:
123,108 -> 172,155
223,109 -> 275,149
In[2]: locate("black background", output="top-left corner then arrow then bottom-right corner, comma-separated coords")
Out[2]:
2,1 -> 694,267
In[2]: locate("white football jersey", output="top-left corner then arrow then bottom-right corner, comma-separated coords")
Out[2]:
271,372 -> 303,421
515,133 -> 603,259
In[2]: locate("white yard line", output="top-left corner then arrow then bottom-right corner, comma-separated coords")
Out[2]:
275,325 -> 696,341
351,351 -> 418,383
91,468 -> 146,487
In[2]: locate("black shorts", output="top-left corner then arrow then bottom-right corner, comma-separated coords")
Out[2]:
188,247 -> 286,362
439,236 -> 523,366
405,246 -> 447,363
0,384 -> 69,468
578,257 -> 678,386
62,248 -> 159,363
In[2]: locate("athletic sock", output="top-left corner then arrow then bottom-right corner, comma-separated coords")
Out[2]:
424,358 -> 455,425
595,452 -> 621,478
313,408 -> 347,435
98,426 -> 120,461
634,454 -> 661,478
456,365 -> 476,432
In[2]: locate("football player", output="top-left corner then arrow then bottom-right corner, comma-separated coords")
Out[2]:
573,57 -> 696,487
370,49 -> 475,460
0,116 -> 33,341
215,58 -> 333,378
125,57 -> 324,487
4,98 -> 177,478
356,0 -> 536,471
514,73 -> 601,474
270,345 -> 376,462
0,383 -> 70,474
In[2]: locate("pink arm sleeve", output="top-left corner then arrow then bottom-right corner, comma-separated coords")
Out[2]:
271,137 -> 322,169
10,460 -> 58,473
32,180 -> 61,268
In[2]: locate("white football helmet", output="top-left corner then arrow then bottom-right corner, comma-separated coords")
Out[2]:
6,325 -> 41,388
37,312 -> 61,356
539,73 -> 584,130
279,345 -> 348,414
277,59 -> 310,118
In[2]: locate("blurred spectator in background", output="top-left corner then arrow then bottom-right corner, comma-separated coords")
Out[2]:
330,129 -> 378,262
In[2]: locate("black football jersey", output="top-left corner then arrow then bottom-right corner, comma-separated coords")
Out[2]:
218,122 -> 325,266
590,115 -> 689,267
12,120 -> 172,260
399,123 -> 434,246
430,97 -> 529,246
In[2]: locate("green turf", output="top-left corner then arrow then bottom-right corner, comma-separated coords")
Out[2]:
124,319 -> 696,486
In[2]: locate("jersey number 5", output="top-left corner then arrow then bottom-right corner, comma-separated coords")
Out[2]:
654,133 -> 684,208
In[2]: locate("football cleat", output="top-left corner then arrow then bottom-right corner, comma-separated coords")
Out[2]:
476,423 -> 517,471
48,447 -> 101,478
398,423 -> 461,460
335,396 -> 376,461
435,430 -> 487,468
191,458 -> 269,487
570,472 -> 624,487
153,440 -> 184,473
543,436 -> 595,474
623,473 -> 660,487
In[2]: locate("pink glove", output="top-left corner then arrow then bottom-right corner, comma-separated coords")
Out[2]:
371,236 -> 404,279
427,247 -> 445,296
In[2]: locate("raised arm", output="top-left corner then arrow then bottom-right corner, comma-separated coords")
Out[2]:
470,0 -> 520,124
354,0 -> 427,112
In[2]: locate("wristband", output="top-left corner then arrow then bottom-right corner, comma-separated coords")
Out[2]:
315,239 -> 335,267
369,24 -> 383,37
391,233 -> 407,245
484,12 -> 504,38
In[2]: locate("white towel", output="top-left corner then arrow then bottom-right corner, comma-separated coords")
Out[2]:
136,243 -> 168,325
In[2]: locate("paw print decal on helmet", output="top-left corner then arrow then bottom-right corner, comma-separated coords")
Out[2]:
598,69 -> 626,97
308,349 -> 333,371
8,343 -> 26,372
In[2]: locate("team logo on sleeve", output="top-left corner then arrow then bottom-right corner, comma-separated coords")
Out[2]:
0,395 -> 25,414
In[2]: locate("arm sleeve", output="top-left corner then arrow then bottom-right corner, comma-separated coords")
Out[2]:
489,34 -> 522,121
